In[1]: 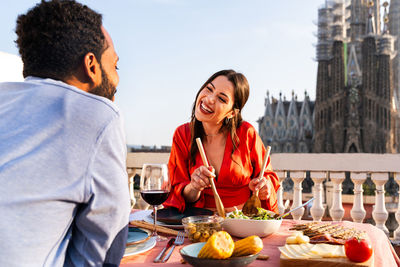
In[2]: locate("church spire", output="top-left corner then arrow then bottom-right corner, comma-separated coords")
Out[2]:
374,0 -> 381,35
264,91 -> 274,118
366,1 -> 376,35
274,92 -> 286,140
264,90 -> 269,107
299,91 -> 313,143
382,1 -> 389,34
377,1 -> 396,57
287,91 -> 299,119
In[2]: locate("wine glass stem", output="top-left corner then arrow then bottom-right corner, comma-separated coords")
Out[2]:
153,205 -> 157,236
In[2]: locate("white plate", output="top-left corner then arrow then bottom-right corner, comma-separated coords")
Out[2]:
124,236 -> 156,257
130,210 -> 184,229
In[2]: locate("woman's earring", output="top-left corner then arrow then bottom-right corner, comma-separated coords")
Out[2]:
225,117 -> 230,124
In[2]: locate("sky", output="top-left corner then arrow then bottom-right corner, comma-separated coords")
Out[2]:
0,0 -> 323,147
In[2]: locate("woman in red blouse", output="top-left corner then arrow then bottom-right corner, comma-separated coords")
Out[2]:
164,70 -> 280,213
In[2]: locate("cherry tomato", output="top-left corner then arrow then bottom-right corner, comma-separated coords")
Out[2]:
344,237 -> 373,262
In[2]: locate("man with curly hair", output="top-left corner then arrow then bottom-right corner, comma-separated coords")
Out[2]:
0,1 -> 130,266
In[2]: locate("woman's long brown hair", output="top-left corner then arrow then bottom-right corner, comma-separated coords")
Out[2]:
189,69 -> 249,166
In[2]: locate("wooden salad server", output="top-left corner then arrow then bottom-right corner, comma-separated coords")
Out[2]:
242,146 -> 271,216
196,137 -> 225,218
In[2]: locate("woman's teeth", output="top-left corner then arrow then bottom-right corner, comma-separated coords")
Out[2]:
201,102 -> 213,113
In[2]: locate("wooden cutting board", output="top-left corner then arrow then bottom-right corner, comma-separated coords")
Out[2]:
280,254 -> 374,267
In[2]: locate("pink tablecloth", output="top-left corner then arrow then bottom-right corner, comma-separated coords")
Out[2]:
120,217 -> 400,267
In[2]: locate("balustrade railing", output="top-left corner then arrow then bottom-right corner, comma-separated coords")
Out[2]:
127,152 -> 400,238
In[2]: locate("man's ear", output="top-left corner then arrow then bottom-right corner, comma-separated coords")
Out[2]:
82,52 -> 101,86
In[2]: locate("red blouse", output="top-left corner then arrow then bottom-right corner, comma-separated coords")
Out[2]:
164,121 -> 280,213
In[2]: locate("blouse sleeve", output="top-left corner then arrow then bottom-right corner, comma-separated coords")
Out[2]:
249,126 -> 280,213
163,125 -> 205,212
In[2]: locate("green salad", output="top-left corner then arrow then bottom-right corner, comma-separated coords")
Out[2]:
228,207 -> 280,220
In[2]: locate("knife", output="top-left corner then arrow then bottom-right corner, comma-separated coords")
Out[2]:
154,238 -> 175,263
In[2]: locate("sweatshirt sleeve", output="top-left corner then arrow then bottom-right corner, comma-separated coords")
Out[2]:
64,114 -> 131,267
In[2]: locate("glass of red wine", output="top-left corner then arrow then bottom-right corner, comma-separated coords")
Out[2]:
140,163 -> 170,241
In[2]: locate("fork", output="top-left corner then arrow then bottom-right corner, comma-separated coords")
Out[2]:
161,231 -> 185,263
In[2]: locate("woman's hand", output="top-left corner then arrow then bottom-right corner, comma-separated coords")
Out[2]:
183,166 -> 215,203
249,177 -> 272,200
189,166 -> 215,191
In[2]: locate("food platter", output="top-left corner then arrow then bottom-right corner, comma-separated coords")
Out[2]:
280,254 -> 373,267
278,222 -> 374,267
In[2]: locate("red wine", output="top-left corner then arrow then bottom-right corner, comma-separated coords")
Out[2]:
141,190 -> 169,205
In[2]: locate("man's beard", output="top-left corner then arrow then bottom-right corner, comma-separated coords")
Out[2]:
89,65 -> 117,101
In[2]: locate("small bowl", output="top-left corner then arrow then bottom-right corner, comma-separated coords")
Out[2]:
222,213 -> 282,238
180,242 -> 259,267
182,215 -> 223,243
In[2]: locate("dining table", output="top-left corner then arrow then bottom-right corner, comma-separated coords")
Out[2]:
120,209 -> 400,267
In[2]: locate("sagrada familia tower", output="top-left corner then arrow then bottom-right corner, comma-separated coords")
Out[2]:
259,0 -> 400,153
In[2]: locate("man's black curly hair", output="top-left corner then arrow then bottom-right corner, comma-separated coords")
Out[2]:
15,0 -> 105,80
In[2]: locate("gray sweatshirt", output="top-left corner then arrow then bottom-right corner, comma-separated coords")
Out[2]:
0,77 -> 131,266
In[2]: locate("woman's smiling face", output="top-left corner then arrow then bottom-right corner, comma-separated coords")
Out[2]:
195,75 -> 235,125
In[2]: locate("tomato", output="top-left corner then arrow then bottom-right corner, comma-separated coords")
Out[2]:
344,237 -> 373,262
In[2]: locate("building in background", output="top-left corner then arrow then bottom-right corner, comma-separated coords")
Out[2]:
314,0 -> 400,153
389,0 -> 400,149
258,91 -> 314,153
127,145 -> 171,152
259,0 -> 400,153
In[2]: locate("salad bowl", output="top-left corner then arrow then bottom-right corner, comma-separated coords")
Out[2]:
222,208 -> 282,238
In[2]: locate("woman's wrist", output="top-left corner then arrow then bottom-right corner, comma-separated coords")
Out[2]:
183,183 -> 202,203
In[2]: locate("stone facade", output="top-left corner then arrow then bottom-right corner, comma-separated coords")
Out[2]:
258,92 -> 314,153
314,0 -> 399,153
259,0 -> 400,153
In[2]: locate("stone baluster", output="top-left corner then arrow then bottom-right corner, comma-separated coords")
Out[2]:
290,171 -> 306,220
350,172 -> 367,223
393,173 -> 400,240
127,168 -> 136,209
329,172 -> 345,221
371,172 -> 389,235
276,171 -> 287,215
310,171 -> 326,221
